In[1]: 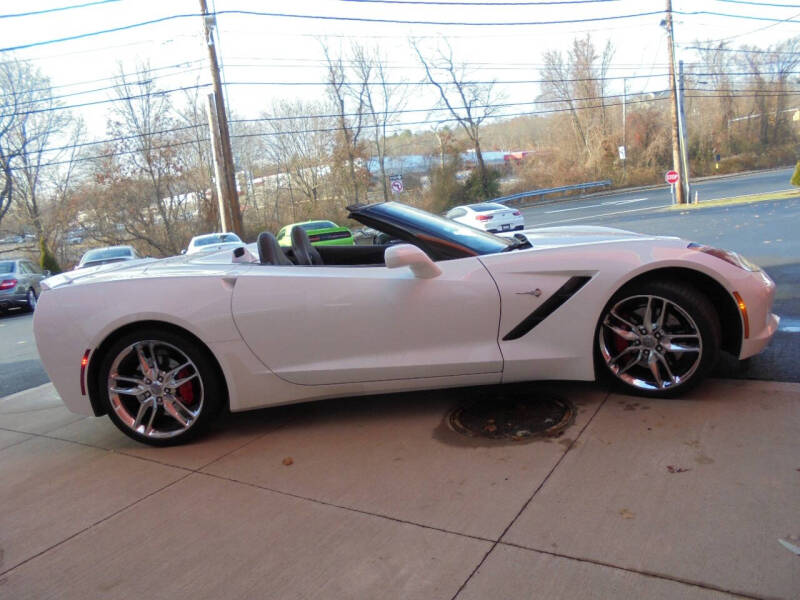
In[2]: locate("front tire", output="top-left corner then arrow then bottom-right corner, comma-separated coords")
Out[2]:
595,280 -> 721,398
97,328 -> 223,446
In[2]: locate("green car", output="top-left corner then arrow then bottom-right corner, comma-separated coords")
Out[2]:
276,220 -> 354,247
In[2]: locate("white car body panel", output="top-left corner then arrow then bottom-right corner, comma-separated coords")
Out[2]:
231,257 -> 502,385
33,223 -> 778,420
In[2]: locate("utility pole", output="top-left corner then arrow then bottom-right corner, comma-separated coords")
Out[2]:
199,0 -> 243,235
678,60 -> 691,203
205,94 -> 231,232
622,77 -> 627,183
665,0 -> 686,204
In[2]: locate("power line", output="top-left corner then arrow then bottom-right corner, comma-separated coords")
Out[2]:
33,90 -> 661,155
0,83 -> 212,119
678,9 -> 800,23
0,0 -> 120,19
339,0 -> 620,4
0,59 -> 207,102
7,6 -> 800,56
1,10 -> 667,53
714,0 -> 800,7
0,13 -> 200,53
0,67 -> 208,110
685,45 -> 800,53
14,87 -> 800,168
4,69 -> 800,115
10,95 -> 677,171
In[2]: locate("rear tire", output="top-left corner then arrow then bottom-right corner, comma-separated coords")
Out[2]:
595,280 -> 721,398
97,328 -> 223,446
25,288 -> 37,312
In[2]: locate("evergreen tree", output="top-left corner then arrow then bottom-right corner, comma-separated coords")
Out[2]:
791,161 -> 800,187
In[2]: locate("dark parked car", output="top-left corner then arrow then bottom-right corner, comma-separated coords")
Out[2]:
0,258 -> 48,314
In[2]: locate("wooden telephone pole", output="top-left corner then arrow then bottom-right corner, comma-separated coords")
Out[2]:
665,0 -> 687,204
199,0 -> 243,235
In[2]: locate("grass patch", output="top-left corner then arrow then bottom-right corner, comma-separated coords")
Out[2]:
666,188 -> 800,211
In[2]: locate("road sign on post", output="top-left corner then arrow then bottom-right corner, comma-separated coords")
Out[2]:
665,170 -> 680,185
390,174 -> 403,193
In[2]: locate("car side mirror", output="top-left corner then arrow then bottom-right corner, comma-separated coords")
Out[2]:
384,244 -> 442,279
180,249 -> 187,255
43,270 -> 51,277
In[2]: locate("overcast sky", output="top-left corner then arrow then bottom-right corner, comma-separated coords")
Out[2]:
3,0 -> 800,143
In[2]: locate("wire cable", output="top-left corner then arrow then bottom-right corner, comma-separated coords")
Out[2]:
0,0 -> 120,19
338,0 -> 621,5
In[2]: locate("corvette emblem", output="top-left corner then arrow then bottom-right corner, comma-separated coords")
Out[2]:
517,289 -> 542,297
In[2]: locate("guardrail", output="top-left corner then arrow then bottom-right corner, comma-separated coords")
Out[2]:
492,180 -> 612,204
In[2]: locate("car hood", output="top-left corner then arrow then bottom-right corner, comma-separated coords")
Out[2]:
499,225 -> 681,249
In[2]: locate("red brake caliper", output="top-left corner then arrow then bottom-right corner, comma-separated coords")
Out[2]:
176,368 -> 195,405
613,313 -> 631,354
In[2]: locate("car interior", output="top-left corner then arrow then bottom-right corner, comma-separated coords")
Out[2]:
256,228 -> 391,267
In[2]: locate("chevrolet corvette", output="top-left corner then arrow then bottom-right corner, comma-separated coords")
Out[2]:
33,201 -> 778,446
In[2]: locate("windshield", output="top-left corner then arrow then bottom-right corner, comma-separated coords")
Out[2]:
353,202 -> 513,257
83,247 -> 132,261
0,261 -> 14,274
468,203 -> 507,212
194,233 -> 241,247
299,221 -> 336,231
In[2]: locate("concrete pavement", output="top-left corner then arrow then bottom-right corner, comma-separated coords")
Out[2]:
0,379 -> 798,599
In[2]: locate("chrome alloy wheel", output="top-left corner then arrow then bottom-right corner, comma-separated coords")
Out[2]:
26,288 -> 37,311
598,294 -> 703,391
107,340 -> 204,440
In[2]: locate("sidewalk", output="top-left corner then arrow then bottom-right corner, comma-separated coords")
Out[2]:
0,378 -> 798,599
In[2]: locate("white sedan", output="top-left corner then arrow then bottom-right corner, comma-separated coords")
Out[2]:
446,202 -> 524,233
33,202 -> 778,446
185,232 -> 243,255
75,245 -> 139,269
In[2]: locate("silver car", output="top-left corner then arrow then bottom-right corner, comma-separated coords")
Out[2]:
0,258 -> 48,314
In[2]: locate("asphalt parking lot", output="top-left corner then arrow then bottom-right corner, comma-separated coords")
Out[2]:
1,378 -> 798,599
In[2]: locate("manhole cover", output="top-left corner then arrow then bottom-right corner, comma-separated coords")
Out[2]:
448,390 -> 575,441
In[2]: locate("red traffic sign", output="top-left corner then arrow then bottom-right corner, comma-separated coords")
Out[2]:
665,170 -> 680,185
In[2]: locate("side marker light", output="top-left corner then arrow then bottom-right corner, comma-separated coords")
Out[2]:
80,349 -> 91,395
732,292 -> 749,339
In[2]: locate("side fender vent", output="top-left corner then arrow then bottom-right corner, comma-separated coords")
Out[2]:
503,276 -> 592,341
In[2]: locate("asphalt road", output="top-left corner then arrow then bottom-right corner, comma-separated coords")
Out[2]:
0,311 -> 49,397
523,167 -> 796,228
1,167 -> 797,397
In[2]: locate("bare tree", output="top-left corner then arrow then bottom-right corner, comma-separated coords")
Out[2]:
176,86 -> 217,232
694,41 -> 736,154
321,41 -> 369,205
11,77 -> 75,244
412,39 -> 501,199
540,35 -> 615,169
90,62 -> 196,255
735,37 -> 800,147
263,99 -> 335,217
0,59 -> 83,265
351,43 -> 408,201
0,62 -> 22,233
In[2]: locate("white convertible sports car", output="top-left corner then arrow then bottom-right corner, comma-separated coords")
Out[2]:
33,202 -> 778,446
